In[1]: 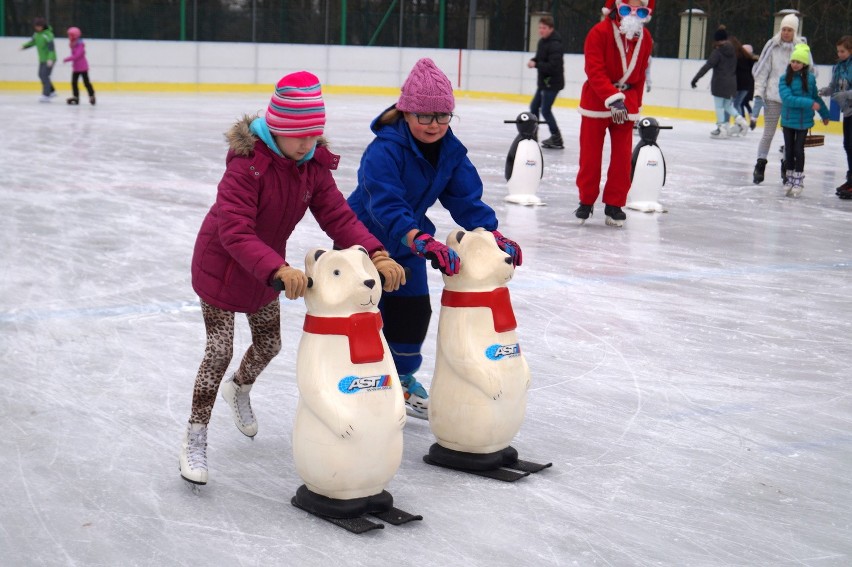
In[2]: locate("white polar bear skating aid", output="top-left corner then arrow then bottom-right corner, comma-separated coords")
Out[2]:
428,229 -> 531,460
291,246 -> 406,518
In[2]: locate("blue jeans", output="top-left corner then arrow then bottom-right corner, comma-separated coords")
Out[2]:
714,96 -> 740,124
530,88 -> 560,137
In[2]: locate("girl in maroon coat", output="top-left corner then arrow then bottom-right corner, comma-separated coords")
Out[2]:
180,71 -> 405,486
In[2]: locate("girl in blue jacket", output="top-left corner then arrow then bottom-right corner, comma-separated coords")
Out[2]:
779,43 -> 829,197
347,58 -> 522,419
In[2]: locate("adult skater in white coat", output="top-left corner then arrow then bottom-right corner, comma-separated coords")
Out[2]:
751,13 -> 809,184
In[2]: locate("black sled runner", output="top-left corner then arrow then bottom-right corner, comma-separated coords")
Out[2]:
423,444 -> 552,482
291,485 -> 422,534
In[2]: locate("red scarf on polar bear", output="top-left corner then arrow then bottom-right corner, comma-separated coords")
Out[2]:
441,288 -> 517,333
303,312 -> 385,364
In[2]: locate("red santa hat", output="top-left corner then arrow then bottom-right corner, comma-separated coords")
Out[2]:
602,0 -> 655,16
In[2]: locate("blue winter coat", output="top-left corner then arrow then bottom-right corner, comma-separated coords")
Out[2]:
825,57 -> 852,118
347,107 -> 498,260
779,72 -> 829,130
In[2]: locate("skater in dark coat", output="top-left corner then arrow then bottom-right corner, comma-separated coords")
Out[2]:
691,26 -> 749,138
528,15 -> 565,149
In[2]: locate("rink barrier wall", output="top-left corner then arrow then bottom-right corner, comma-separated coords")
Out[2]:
1,37 -> 840,134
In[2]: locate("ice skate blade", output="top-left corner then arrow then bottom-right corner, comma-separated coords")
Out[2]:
405,406 -> 428,420
605,216 -> 624,227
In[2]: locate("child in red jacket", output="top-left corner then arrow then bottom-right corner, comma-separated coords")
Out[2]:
180,71 -> 405,486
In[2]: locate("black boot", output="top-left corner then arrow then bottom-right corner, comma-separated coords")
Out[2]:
753,158 -> 767,184
604,204 -> 627,227
574,203 -> 594,222
835,172 -> 852,195
541,133 -> 564,149
66,97 -> 79,105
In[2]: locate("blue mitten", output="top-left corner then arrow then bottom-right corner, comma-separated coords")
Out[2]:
492,230 -> 523,267
410,231 -> 460,275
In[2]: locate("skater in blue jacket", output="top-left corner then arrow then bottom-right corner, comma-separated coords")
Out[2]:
347,58 -> 523,419
779,43 -> 830,197
819,36 -> 852,198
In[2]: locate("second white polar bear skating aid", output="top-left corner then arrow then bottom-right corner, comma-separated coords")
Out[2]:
289,246 -> 421,533
423,229 -> 550,481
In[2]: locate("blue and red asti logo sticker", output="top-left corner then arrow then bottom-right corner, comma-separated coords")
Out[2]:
338,374 -> 392,394
485,343 -> 521,360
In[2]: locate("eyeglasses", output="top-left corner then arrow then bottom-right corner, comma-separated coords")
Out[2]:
413,113 -> 453,125
617,4 -> 651,19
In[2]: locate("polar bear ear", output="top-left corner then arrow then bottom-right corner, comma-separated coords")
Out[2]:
304,248 -> 328,276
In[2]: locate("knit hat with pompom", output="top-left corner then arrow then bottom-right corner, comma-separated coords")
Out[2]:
397,58 -> 455,114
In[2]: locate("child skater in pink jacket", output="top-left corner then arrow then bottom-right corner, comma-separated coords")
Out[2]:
62,26 -> 96,105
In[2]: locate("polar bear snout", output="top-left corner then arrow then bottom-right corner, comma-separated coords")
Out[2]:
364,279 -> 376,289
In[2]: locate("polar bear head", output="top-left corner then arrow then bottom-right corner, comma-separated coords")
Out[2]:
443,228 -> 514,292
303,246 -> 382,317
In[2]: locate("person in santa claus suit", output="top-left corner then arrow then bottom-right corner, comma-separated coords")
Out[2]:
575,0 -> 654,227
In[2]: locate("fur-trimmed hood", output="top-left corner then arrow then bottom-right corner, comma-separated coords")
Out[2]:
225,114 -> 329,157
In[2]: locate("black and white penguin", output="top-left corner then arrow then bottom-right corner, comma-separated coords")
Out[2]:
626,117 -> 672,213
504,112 -> 545,206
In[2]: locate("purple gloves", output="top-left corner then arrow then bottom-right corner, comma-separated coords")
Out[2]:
492,230 -> 523,267
410,231 -> 460,275
609,100 -> 629,124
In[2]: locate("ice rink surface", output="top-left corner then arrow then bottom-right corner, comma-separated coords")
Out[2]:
1,91 -> 850,567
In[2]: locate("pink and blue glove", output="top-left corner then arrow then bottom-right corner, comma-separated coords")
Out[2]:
410,231 -> 460,276
492,230 -> 523,267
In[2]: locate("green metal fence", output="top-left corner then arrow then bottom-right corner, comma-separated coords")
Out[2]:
4,1 -> 851,64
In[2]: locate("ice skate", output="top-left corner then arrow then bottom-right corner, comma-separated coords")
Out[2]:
835,172 -> 852,195
38,95 -> 51,103
709,124 -> 729,139
89,95 -> 96,105
604,204 -> 626,227
574,203 -> 594,224
749,117 -> 757,130
220,375 -> 258,437
179,422 -> 208,486
788,172 -> 804,198
783,170 -> 795,197
66,97 -> 79,105
753,158 -> 767,184
731,116 -> 748,136
540,134 -> 564,150
399,374 -> 429,420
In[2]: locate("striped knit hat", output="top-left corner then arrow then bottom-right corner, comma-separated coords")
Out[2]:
266,71 -> 325,138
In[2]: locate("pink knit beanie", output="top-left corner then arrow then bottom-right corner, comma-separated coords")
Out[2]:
397,58 -> 455,114
266,71 -> 326,137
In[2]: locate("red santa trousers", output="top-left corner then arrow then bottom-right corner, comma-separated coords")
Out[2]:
576,117 -> 634,207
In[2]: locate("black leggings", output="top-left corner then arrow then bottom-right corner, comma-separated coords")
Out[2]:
71,71 -> 95,98
783,127 -> 806,173
844,115 -> 852,173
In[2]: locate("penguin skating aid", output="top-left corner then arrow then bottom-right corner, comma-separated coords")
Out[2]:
504,113 -> 546,206
626,117 -> 672,213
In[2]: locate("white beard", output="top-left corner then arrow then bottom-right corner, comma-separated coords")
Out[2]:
619,15 -> 645,40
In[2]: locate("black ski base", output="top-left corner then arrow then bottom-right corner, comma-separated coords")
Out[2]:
370,507 -> 423,526
423,443 -> 552,482
291,485 -> 421,534
291,497 -> 384,533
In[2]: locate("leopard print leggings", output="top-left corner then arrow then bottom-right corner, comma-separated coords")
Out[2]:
189,299 -> 282,424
